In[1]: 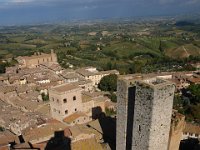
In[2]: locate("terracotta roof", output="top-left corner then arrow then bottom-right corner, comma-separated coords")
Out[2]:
0,130 -> 18,145
63,112 -> 87,124
168,79 -> 181,85
13,143 -> 33,149
82,94 -> 92,103
69,120 -> 103,140
0,85 -> 16,94
23,122 -> 70,143
183,123 -> 200,135
51,83 -> 80,93
0,145 -> 10,150
76,69 -> 95,77
71,138 -> 103,150
0,76 -> 8,81
187,77 -> 200,84
82,91 -> 105,98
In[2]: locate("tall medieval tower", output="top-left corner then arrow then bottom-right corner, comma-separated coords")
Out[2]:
116,76 -> 175,150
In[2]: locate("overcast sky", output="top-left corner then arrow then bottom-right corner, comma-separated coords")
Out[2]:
0,0 -> 200,25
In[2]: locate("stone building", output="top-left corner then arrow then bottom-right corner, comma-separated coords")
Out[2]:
76,67 -> 119,86
182,123 -> 200,140
49,82 -> 109,124
17,50 -> 57,68
116,75 -> 176,150
168,110 -> 185,150
49,83 -> 83,121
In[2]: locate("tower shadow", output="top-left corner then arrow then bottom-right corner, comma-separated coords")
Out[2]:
98,113 -> 116,150
45,131 -> 71,150
179,138 -> 200,150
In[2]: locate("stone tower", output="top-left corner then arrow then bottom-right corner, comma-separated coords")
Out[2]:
116,76 -> 175,150
49,83 -> 83,121
51,49 -> 57,62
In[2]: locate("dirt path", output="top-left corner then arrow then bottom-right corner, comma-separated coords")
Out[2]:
182,46 -> 190,57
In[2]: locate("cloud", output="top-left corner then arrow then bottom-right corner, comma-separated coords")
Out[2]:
185,0 -> 200,5
10,0 -> 35,3
158,0 -> 200,5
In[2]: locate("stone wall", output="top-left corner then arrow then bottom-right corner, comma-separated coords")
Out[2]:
116,78 -> 136,150
49,88 -> 83,121
116,76 -> 175,150
20,50 -> 57,68
131,83 -> 154,150
116,79 -> 129,150
168,112 -> 185,150
131,80 -> 175,150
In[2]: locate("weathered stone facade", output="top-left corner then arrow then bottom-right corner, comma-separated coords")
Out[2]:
117,76 -> 175,150
17,50 -> 57,68
49,83 -> 83,121
168,111 -> 185,150
116,76 -> 137,150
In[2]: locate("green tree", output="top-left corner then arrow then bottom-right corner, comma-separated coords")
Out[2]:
187,84 -> 200,104
0,63 -> 6,74
41,93 -> 49,102
106,92 -> 117,102
105,108 -> 116,116
98,74 -> 118,92
173,94 -> 183,109
0,126 -> 5,132
159,40 -> 164,52
106,62 -> 112,70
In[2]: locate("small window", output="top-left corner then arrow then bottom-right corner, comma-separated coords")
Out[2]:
73,96 -> 76,101
75,108 -> 77,112
65,110 -> 68,114
138,125 -> 141,132
63,99 -> 67,103
57,99 -> 59,103
195,134 -> 199,137
58,110 -> 60,114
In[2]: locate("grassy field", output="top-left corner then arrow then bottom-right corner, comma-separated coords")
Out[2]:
165,44 -> 200,58
0,19 -> 200,72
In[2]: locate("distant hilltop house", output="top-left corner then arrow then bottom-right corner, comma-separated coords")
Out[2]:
16,49 -> 57,68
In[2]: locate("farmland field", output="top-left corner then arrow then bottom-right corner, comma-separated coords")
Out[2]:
0,18 -> 200,73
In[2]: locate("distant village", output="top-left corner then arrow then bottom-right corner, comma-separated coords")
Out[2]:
0,50 -> 200,150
